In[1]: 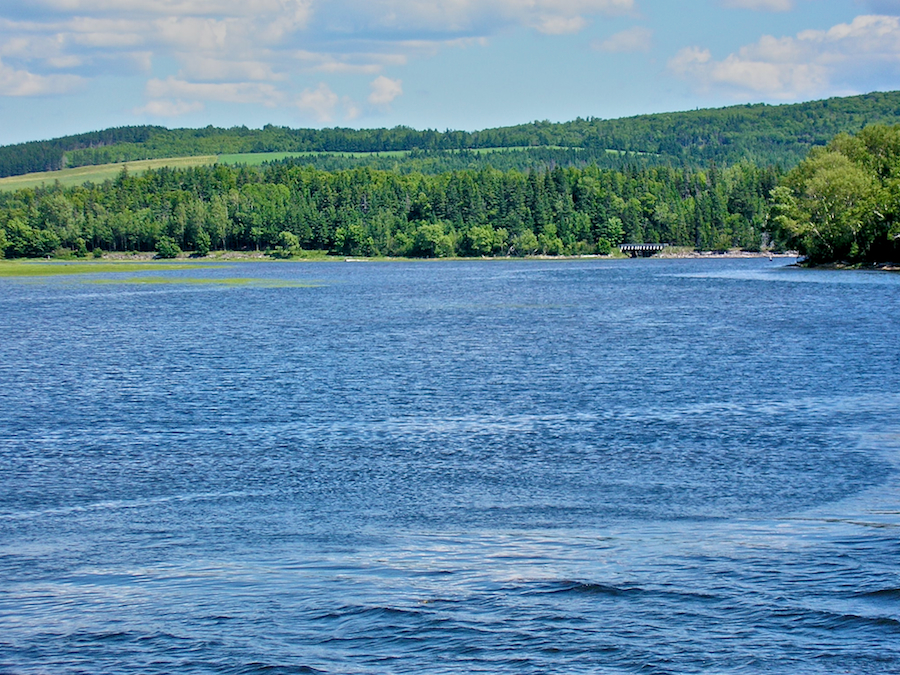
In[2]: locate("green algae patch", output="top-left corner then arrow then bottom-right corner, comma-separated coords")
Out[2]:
87,276 -> 319,288
0,261 -> 226,277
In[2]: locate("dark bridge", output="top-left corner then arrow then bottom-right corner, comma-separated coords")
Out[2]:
620,243 -> 667,258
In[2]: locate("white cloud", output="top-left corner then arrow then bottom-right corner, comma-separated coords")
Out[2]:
125,51 -> 154,73
668,46 -> 711,74
0,57 -> 83,95
146,76 -> 284,105
720,0 -> 793,11
0,0 -> 638,118
0,0 -> 637,129
0,35 -> 64,61
317,0 -> 634,35
296,82 -> 340,121
343,97 -> 362,120
35,0 -> 314,22
62,17 -> 145,47
531,15 -> 587,35
153,16 -> 231,50
42,0 -> 632,28
368,75 -> 402,105
292,50 -> 403,75
135,98 -> 205,116
316,62 -> 382,75
595,25 -> 652,53
178,57 -> 285,82
46,55 -> 84,68
669,14 -> 900,99
390,37 -> 488,58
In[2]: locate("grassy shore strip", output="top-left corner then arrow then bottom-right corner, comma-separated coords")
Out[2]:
87,276 -> 318,287
0,260 -> 229,277
0,249 -> 802,277
0,147 -> 589,190
0,156 -> 219,191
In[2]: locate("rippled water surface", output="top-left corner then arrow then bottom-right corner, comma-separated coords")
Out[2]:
1,258 -> 899,674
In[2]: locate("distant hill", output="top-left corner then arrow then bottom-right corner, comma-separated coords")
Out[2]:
3,90 -> 900,179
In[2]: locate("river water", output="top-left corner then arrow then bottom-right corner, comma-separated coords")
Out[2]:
1,258 -> 898,674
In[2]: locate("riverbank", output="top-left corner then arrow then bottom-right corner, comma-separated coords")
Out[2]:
95,247 -> 799,262
803,260 -> 900,272
656,247 -> 799,260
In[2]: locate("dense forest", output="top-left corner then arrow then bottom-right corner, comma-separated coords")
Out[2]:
234,147 -> 657,176
3,90 -> 900,179
0,160 -> 779,259
768,124 -> 900,264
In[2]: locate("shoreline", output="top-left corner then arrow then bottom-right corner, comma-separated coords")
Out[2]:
95,250 -> 897,270
19,247 -> 900,268
802,260 -> 900,272
92,248 -> 801,262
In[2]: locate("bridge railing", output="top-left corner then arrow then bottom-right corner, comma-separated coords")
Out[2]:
619,243 -> 668,257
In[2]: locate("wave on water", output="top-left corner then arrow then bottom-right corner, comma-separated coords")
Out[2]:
3,259 -> 900,674
0,490 -> 270,521
859,588 -> 900,600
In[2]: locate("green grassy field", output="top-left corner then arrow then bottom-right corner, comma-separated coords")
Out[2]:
0,151 -> 423,190
0,146 -> 586,192
0,156 -> 219,191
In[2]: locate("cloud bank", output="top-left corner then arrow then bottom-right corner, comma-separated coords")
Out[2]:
1,1 -> 900,128
594,26 -> 652,53
0,0 -> 637,122
720,0 -> 793,11
669,14 -> 900,99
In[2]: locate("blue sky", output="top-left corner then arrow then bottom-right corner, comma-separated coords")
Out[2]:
1,0 -> 899,145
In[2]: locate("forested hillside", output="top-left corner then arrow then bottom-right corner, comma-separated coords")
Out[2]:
0,127 -> 161,178
2,91 -> 900,178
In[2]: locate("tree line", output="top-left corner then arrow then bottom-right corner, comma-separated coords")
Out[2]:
4,122 -> 899,264
0,160 -> 778,259
4,91 -> 900,178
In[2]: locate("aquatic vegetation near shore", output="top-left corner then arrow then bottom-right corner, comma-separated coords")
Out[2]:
0,261 -> 225,277
86,276 -> 319,288
0,261 -> 320,287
